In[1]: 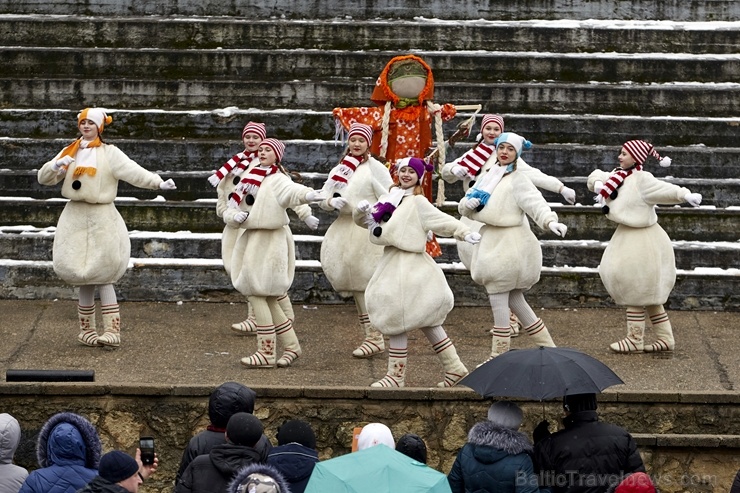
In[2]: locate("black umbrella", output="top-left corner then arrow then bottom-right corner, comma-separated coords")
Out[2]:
459,346 -> 624,400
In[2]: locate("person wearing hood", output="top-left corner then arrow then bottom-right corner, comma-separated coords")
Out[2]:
0,413 -> 28,493
176,413 -> 267,493
448,401 -> 538,493
176,382 -> 271,485
76,449 -> 158,493
229,463 -> 290,493
266,420 -> 318,493
355,423 -> 395,451
19,413 -> 101,493
395,434 -> 427,464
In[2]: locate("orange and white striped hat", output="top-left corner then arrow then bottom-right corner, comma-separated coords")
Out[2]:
77,108 -> 112,132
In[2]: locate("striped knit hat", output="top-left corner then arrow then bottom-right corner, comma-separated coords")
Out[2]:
494,132 -> 531,158
77,108 -> 112,132
347,122 -> 373,145
622,140 -> 671,167
242,121 -> 267,140
260,138 -> 285,163
481,114 -> 504,133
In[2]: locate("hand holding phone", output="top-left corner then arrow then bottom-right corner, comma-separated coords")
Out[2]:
139,436 -> 155,465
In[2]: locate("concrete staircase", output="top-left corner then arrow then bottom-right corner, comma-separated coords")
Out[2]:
0,2 -> 738,311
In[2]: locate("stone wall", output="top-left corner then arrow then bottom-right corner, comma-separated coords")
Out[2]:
2,384 -> 739,493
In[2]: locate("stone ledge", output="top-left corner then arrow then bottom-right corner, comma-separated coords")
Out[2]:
634,433 -> 740,448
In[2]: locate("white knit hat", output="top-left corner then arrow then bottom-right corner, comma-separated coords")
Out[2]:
77,108 -> 112,132
494,132 -> 531,158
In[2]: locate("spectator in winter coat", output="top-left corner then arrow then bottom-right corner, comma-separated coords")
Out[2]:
76,449 -> 158,493
176,413 -> 267,493
533,393 -> 645,493
19,413 -> 101,493
0,413 -> 28,493
448,401 -> 538,493
229,463 -> 290,493
395,434 -> 427,464
267,420 -> 319,493
355,423 -> 395,451
176,382 -> 271,485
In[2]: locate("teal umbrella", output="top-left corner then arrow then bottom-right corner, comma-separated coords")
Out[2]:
304,444 -> 451,493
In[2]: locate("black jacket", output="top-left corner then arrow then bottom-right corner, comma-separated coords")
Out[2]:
76,477 -> 129,493
448,421 -> 539,493
267,443 -> 319,493
533,411 -> 645,493
174,442 -> 267,493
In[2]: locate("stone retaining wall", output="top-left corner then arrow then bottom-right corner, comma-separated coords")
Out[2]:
1,384 -> 739,493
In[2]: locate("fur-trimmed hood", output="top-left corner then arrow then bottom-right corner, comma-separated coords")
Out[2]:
229,463 -> 291,493
467,420 -> 533,461
36,413 -> 101,469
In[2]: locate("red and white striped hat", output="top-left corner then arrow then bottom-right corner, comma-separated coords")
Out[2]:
481,114 -> 504,132
242,121 -> 267,140
347,122 -> 374,145
260,138 -> 285,163
622,140 -> 671,167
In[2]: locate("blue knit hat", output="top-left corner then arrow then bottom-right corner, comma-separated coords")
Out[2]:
494,132 -> 532,158
99,450 -> 139,483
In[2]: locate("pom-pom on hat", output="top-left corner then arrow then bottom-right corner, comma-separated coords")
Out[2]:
259,138 -> 285,163
487,401 -> 524,430
347,122 -> 374,146
77,108 -> 112,132
481,114 -> 505,133
622,140 -> 671,167
494,132 -> 531,158
276,419 -> 316,449
226,412 -> 264,447
98,450 -> 139,484
397,157 -> 433,181
242,122 -> 267,140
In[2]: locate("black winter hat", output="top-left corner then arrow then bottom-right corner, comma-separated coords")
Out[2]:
209,382 -> 257,428
563,393 -> 598,413
98,450 -> 139,483
395,433 -> 427,464
276,419 -> 316,449
226,412 -> 263,447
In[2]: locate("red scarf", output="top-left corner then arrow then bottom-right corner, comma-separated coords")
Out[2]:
600,165 -> 642,199
324,154 -> 362,191
213,150 -> 258,182
229,165 -> 279,208
457,142 -> 494,178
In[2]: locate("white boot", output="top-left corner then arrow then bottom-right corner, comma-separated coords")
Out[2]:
352,313 -> 385,358
98,304 -> 121,348
77,304 -> 99,347
241,326 -> 277,368
371,349 -> 407,388
509,311 -> 522,338
275,319 -> 302,368
645,306 -> 675,352
231,302 -> 257,335
435,341 -> 468,388
524,318 -> 556,347
610,309 -> 645,353
478,327 -> 511,367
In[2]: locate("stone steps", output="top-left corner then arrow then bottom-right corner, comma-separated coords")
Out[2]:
1,78 -> 737,116
7,47 -> 740,84
3,109 -> 739,147
2,16 -> 738,54
2,227 -> 736,270
0,0 -> 736,21
4,171 -> 739,208
0,198 -> 732,241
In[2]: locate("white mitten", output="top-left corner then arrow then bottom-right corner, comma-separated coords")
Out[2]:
329,197 -> 348,210
356,200 -> 372,214
234,211 -> 249,223
207,174 -> 221,187
304,215 -> 320,230
305,190 -> 325,203
684,192 -> 702,207
160,179 -> 177,190
451,165 -> 469,178
464,232 -> 482,244
560,186 -> 576,205
465,197 -> 481,210
548,222 -> 568,237
53,155 -> 74,173
593,180 -> 604,195
426,230 -> 434,242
